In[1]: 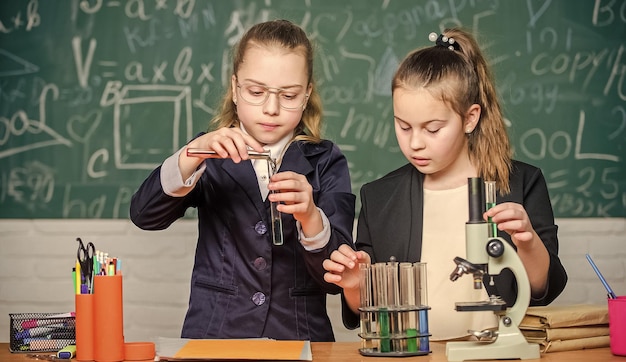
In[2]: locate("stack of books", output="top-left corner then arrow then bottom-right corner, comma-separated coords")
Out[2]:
520,304 -> 609,352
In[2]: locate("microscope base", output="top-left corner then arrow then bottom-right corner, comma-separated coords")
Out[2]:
445,330 -> 539,361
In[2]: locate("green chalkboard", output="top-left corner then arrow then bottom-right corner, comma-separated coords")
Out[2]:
1,0 -> 624,218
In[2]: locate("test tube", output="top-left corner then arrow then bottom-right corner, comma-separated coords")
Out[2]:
359,263 -> 374,350
373,263 -> 390,353
386,261 -> 401,352
185,148 -> 272,160
266,158 -> 284,246
415,262 -> 429,352
359,263 -> 372,309
415,262 -> 428,307
400,262 -> 418,352
485,181 -> 497,238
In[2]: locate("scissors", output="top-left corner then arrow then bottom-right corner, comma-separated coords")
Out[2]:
76,237 -> 95,293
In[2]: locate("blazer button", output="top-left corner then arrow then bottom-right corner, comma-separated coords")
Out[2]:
254,221 -> 267,235
253,257 -> 267,271
252,292 -> 266,306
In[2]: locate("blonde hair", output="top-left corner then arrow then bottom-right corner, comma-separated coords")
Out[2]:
392,28 -> 512,194
210,19 -> 323,144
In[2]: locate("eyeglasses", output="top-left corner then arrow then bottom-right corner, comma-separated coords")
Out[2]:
236,82 -> 308,110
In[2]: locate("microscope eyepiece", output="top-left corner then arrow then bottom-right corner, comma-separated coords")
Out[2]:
467,177 -> 485,223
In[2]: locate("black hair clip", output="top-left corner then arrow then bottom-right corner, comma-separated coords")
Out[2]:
428,32 -> 460,51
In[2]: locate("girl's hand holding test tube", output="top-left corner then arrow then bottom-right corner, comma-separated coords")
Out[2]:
185,123 -> 327,238
268,171 -> 325,239
483,202 -> 550,297
184,133 -> 326,243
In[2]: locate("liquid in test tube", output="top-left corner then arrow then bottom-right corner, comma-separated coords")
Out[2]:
400,263 -> 418,353
415,262 -> 429,352
485,181 -> 498,238
267,158 -> 284,246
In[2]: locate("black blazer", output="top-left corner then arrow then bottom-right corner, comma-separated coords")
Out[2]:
343,160 -> 567,329
131,138 -> 356,341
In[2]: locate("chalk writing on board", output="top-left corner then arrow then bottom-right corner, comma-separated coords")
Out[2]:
0,0 -> 624,218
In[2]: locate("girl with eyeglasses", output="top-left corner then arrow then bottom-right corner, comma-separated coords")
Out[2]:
130,19 -> 355,342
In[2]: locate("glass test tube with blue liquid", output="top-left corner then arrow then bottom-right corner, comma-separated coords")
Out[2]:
415,262 -> 429,352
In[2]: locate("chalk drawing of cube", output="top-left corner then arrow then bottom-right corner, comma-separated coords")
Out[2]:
113,85 -> 193,170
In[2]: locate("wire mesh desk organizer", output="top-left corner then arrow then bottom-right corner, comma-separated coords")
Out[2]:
358,258 -> 431,356
186,148 -> 283,245
9,312 -> 75,352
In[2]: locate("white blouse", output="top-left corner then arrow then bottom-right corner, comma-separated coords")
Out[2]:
421,184 -> 498,341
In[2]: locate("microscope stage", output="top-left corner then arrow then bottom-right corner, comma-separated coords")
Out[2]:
454,300 -> 507,311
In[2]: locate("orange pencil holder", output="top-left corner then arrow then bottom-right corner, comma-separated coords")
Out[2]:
93,274 -> 125,362
75,293 -> 95,361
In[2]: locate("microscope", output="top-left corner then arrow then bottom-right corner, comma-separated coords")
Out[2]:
445,178 -> 539,361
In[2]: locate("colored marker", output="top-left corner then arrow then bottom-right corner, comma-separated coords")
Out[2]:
75,260 -> 81,295
22,332 -> 74,342
15,325 -> 67,340
57,344 -> 76,359
585,254 -> 616,299
28,339 -> 75,351
21,312 -> 75,329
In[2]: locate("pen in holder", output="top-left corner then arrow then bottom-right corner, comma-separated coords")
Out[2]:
358,259 -> 431,357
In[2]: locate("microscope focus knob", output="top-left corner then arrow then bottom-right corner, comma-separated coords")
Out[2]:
486,238 -> 505,258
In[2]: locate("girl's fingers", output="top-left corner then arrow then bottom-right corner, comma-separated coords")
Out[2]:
330,249 -> 357,269
323,271 -> 342,284
322,259 -> 345,273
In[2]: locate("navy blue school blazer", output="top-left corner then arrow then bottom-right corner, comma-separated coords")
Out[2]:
342,160 -> 567,329
130,138 -> 355,342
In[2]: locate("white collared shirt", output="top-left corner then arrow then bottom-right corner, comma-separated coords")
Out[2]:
242,125 -> 292,201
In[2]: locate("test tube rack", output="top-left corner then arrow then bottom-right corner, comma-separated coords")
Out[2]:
358,260 -> 431,357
